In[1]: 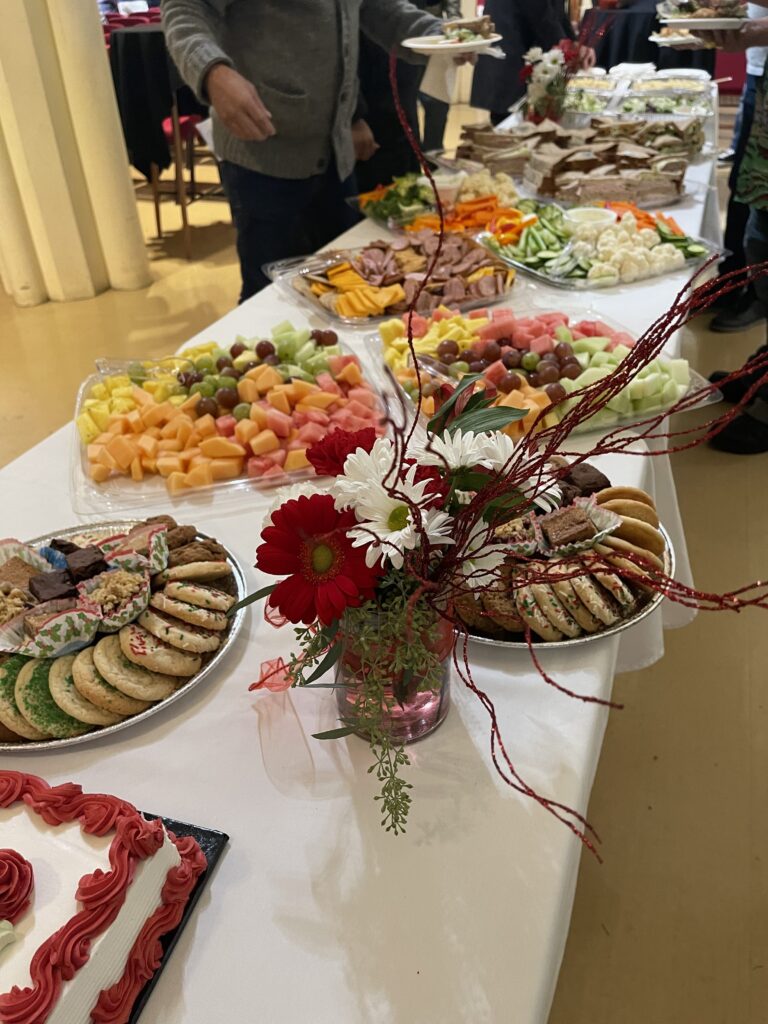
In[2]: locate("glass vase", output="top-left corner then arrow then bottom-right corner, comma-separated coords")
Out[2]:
334,608 -> 453,745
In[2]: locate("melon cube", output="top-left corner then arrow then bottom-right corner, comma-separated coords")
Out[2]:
266,408 -> 293,438
166,471 -> 188,494
90,463 -> 112,483
215,415 -> 237,437
210,457 -> 244,480
185,462 -> 214,488
285,448 -> 310,471
246,456 -> 271,478
250,429 -> 280,455
267,389 -> 292,416
297,422 -> 327,445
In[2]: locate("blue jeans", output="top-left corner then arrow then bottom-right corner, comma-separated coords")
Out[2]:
220,161 -> 359,302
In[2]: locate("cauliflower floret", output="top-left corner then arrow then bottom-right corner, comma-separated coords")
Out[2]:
618,255 -> 644,283
572,224 -> 599,243
619,213 -> 638,235
572,240 -> 595,260
638,228 -> 660,249
587,261 -> 620,284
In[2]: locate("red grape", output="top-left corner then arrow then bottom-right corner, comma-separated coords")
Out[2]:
483,340 -> 502,361
436,339 -> 459,360
545,382 -> 567,403
554,342 -> 573,360
498,371 -> 523,393
561,362 -> 582,380
255,340 -> 275,359
197,397 -> 219,417
537,363 -> 560,385
216,356 -> 233,371
220,366 -> 241,379
216,388 -> 238,409
502,349 -> 521,369
230,342 -> 246,358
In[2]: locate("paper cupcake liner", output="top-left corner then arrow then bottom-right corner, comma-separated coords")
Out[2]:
0,599 -> 101,658
0,541 -> 52,576
99,524 -> 169,575
76,559 -> 151,634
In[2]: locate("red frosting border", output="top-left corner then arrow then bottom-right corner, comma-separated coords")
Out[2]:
0,771 -> 206,1024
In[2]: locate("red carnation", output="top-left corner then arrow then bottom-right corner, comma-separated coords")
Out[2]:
256,494 -> 381,626
306,427 -> 377,477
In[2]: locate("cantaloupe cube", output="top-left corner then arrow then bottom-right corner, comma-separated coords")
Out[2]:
185,462 -> 215,488
158,438 -> 183,452
141,456 -> 158,473
187,454 -> 208,469
267,390 -> 291,415
106,434 -> 138,471
180,392 -> 201,414
90,462 -> 112,483
156,454 -> 184,477
255,366 -> 283,391
86,443 -> 104,461
126,409 -> 144,433
179,446 -> 202,466
160,418 -> 180,438
291,380 -> 320,400
145,426 -> 162,439
137,434 -> 159,457
176,418 -> 194,447
166,471 -> 188,494
296,392 -> 340,410
107,416 -> 131,436
237,378 -> 262,403
210,457 -> 244,480
94,432 -> 114,444
130,456 -> 144,482
249,429 -> 280,455
284,448 -> 310,471
249,404 -> 267,428
141,401 -> 173,428
95,447 -> 119,470
243,364 -> 270,384
421,396 -> 435,418
335,361 -> 363,386
199,437 -> 247,458
194,414 -> 217,438
131,384 -> 154,406
235,419 -> 261,445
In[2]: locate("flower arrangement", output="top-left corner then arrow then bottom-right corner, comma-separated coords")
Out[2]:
522,41 -> 582,124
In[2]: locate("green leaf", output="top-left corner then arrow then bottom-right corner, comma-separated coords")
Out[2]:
453,468 -> 493,493
482,489 -> 528,522
226,583 -> 277,618
301,642 -> 341,685
447,406 -> 528,435
427,373 -> 484,433
312,726 -> 356,740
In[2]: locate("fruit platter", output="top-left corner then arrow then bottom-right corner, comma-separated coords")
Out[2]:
268,232 -> 516,324
480,202 -> 714,288
379,304 -> 717,437
72,322 -> 385,512
453,467 -> 675,647
0,515 -> 246,750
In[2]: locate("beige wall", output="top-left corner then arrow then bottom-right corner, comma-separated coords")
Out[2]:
0,0 -> 149,306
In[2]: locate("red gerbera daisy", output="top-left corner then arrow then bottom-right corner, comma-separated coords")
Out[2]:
256,494 -> 381,626
306,427 -> 377,477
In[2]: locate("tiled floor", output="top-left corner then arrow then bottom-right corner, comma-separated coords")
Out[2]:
2,102 -> 767,1023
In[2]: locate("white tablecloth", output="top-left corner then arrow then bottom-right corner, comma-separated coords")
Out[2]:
0,155 -> 717,1023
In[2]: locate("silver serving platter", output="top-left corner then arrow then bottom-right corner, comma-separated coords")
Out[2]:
0,520 -> 247,752
467,523 -> 675,650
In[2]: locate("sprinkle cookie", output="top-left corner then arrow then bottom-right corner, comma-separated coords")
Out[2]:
549,575 -> 603,634
14,659 -> 92,739
72,646 -> 151,716
570,574 -> 621,626
530,582 -> 582,638
150,592 -> 228,631
163,581 -> 235,613
0,655 -> 48,740
138,609 -> 221,654
97,634 -> 183,698
515,585 -> 564,642
118,623 -> 201,677
48,654 -> 125,727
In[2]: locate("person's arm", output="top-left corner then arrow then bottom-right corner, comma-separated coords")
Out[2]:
700,17 -> 768,49
359,0 -> 443,59
161,0 -> 274,140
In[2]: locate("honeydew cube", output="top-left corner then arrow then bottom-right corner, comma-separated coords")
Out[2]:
661,378 -> 680,406
586,408 -> 619,426
575,367 -> 612,388
629,373 -> 662,400
573,336 -> 611,355
606,388 -> 632,415
575,352 -> 591,371
635,394 -> 664,412
638,360 -> 662,378
589,351 -> 617,368
611,344 -> 632,362
664,359 -> 691,387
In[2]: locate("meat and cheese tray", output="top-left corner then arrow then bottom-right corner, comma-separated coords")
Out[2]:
71,323 -> 386,513
479,200 -> 715,288
379,304 -> 719,438
453,468 -> 675,647
268,231 -> 516,325
0,516 -> 246,750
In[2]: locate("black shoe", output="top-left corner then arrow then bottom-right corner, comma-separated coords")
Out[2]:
709,399 -> 768,454
718,148 -> 735,164
709,301 -> 766,334
708,344 -> 768,403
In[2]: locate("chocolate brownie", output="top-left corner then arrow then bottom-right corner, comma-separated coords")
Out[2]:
29,570 -> 77,602
65,546 -> 108,582
540,507 -> 596,547
49,538 -> 81,556
563,463 -> 611,497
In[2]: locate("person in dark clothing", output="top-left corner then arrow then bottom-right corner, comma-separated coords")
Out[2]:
471,0 -> 585,124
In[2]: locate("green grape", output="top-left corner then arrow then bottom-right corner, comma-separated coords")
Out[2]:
450,360 -> 470,377
190,381 -> 216,398
216,376 -> 238,389
195,355 -> 215,372
521,352 -> 541,371
233,402 -> 252,421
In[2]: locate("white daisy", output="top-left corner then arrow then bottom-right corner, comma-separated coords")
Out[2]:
458,522 -> 508,588
414,429 -> 516,473
331,437 -> 398,510
349,473 -> 455,569
524,47 -> 544,62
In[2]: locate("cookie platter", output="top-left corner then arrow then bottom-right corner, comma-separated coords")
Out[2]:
0,519 -> 247,752
467,524 -> 674,650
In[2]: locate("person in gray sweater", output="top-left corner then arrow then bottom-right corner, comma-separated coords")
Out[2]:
161,0 -> 442,300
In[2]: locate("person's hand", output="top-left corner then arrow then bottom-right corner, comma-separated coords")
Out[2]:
352,119 -> 379,161
205,64 -> 275,141
453,53 -> 478,65
579,46 -> 596,70
697,19 -> 768,50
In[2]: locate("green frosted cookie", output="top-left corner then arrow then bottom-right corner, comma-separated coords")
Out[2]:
14,658 -> 92,739
0,655 -> 49,741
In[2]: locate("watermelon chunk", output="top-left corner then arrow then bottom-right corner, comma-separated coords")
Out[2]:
484,359 -> 508,386
261,464 -> 286,479
303,407 -> 331,425
263,448 -> 287,467
347,387 -> 378,408
478,318 -> 516,343
297,422 -> 327,445
246,456 -> 271,477
529,334 -> 555,355
315,372 -> 343,395
215,415 -> 237,437
266,408 -> 293,438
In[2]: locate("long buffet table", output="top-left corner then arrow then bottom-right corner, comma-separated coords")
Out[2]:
0,154 -> 721,1022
